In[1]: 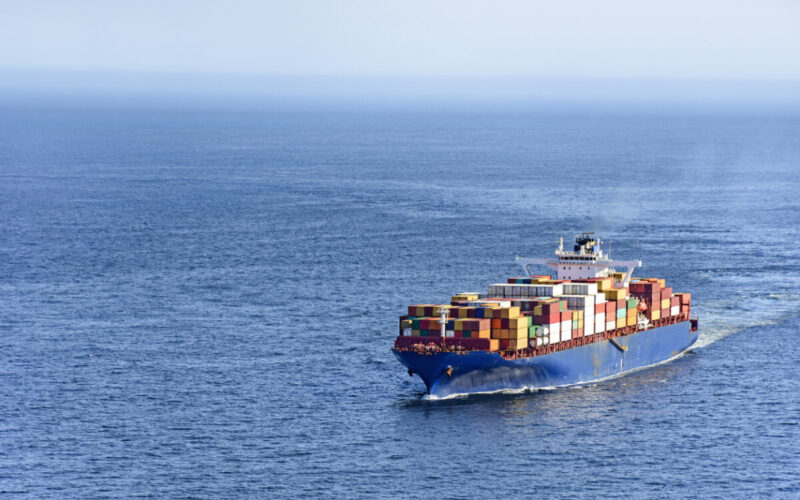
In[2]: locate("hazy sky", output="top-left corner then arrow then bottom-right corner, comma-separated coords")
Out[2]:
1,0 -> 799,80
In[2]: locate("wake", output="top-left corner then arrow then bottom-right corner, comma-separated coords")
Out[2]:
694,293 -> 800,349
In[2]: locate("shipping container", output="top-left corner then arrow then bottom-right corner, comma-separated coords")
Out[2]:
595,312 -> 606,333
562,283 -> 599,296
605,288 -> 629,300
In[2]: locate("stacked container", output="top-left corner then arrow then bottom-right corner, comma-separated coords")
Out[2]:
488,283 -> 564,298
400,274 -> 692,352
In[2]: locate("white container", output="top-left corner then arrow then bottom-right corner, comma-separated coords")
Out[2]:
445,330 -> 454,338
403,328 -> 412,336
606,320 -> 616,331
560,320 -> 571,342
671,305 -> 679,316
595,314 -> 605,333
509,284 -> 563,297
548,322 -> 560,344
562,283 -> 598,296
560,294 -> 595,311
594,292 -> 607,304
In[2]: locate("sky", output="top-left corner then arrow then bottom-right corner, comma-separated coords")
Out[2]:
1,0 -> 799,106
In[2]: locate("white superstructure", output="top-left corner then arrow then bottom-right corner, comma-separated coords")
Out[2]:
515,233 -> 641,286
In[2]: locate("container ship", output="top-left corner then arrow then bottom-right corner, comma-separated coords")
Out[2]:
392,233 -> 699,397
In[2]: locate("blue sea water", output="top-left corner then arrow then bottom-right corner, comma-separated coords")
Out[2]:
1,107 -> 799,498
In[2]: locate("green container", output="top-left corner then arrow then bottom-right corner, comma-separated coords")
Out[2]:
462,331 -> 471,338
627,298 -> 638,309
529,325 -> 541,338
411,318 -> 421,329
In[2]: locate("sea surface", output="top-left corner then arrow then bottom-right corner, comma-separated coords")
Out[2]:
1,107 -> 799,498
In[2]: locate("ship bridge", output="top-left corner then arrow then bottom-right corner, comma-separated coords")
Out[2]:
515,232 -> 641,285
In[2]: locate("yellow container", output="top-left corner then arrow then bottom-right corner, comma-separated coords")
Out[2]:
661,298 -> 670,309
458,308 -> 468,318
533,305 -> 543,316
412,329 -> 421,337
477,329 -> 491,339
500,306 -> 520,319
488,338 -> 500,351
500,328 -> 510,339
508,339 -> 526,350
401,319 -> 412,329
627,315 -> 636,327
509,317 -> 527,329
652,309 -> 661,321
596,277 -> 614,291
616,317 -> 625,329
452,293 -> 479,302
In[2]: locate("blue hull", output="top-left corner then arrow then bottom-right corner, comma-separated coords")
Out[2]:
393,321 -> 698,398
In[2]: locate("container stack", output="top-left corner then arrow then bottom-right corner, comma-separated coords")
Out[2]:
629,278 -> 690,320
488,283 -> 564,298
399,275 -> 691,353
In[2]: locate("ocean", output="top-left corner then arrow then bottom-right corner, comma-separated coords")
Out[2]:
1,107 -> 799,498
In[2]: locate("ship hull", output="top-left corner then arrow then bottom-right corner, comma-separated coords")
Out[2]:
393,321 -> 697,398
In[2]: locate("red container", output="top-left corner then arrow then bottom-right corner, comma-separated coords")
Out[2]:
616,299 -> 626,311
641,281 -> 661,293
661,288 -> 672,300
671,296 -> 679,307
605,301 -> 615,316
595,302 -> 605,314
